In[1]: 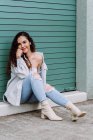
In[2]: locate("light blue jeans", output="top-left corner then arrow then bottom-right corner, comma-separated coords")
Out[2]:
20,74 -> 69,107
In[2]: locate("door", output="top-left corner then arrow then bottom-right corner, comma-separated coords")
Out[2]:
0,0 -> 76,101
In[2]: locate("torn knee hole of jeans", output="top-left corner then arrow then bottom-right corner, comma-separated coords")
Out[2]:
45,87 -> 55,93
32,73 -> 42,80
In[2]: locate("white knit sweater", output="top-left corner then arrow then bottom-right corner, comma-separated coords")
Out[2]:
3,52 -> 47,106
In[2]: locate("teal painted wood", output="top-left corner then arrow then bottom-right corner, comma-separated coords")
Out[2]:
0,0 -> 76,100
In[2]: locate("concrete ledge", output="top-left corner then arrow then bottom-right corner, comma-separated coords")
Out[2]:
0,91 -> 87,116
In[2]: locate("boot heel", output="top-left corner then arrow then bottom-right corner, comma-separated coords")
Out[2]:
71,114 -> 78,122
41,113 -> 47,119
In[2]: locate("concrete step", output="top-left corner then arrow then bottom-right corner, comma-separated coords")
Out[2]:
0,91 -> 87,116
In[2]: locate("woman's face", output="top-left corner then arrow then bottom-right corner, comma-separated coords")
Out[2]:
17,36 -> 31,54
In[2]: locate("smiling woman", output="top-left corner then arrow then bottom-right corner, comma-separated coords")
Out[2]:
17,36 -> 31,54
3,31 -> 86,121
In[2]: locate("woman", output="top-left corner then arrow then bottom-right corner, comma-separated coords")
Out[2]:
3,31 -> 86,121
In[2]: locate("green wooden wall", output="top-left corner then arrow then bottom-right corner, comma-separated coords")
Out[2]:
0,0 -> 76,101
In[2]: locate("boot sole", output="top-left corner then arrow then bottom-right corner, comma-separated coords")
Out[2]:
78,112 -> 86,117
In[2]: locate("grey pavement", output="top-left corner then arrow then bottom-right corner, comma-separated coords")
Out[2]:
0,100 -> 93,140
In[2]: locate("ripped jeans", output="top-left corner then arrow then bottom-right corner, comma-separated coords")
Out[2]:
20,74 -> 69,107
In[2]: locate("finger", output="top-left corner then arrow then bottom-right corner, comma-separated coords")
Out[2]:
18,45 -> 22,49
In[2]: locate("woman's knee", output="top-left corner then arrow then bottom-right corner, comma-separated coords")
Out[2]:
45,84 -> 55,93
32,73 -> 42,80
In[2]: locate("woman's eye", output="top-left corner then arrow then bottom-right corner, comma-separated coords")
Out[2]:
23,41 -> 26,44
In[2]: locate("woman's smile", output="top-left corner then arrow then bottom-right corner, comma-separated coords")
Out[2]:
21,47 -> 27,52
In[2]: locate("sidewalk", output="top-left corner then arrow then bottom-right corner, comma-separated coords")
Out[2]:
0,100 -> 93,140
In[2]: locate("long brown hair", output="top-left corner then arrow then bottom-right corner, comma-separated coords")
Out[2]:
7,31 -> 36,74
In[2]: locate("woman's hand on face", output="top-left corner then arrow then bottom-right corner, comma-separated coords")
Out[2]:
16,48 -> 23,59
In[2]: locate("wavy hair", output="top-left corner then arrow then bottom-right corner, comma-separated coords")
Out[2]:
7,31 -> 36,74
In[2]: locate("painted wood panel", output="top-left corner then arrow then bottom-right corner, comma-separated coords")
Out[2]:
0,0 -> 76,100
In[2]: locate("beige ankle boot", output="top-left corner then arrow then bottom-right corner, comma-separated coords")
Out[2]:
41,100 -> 63,121
66,102 -> 86,121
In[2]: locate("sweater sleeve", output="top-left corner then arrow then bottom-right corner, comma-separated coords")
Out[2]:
40,53 -> 48,85
11,57 -> 29,79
